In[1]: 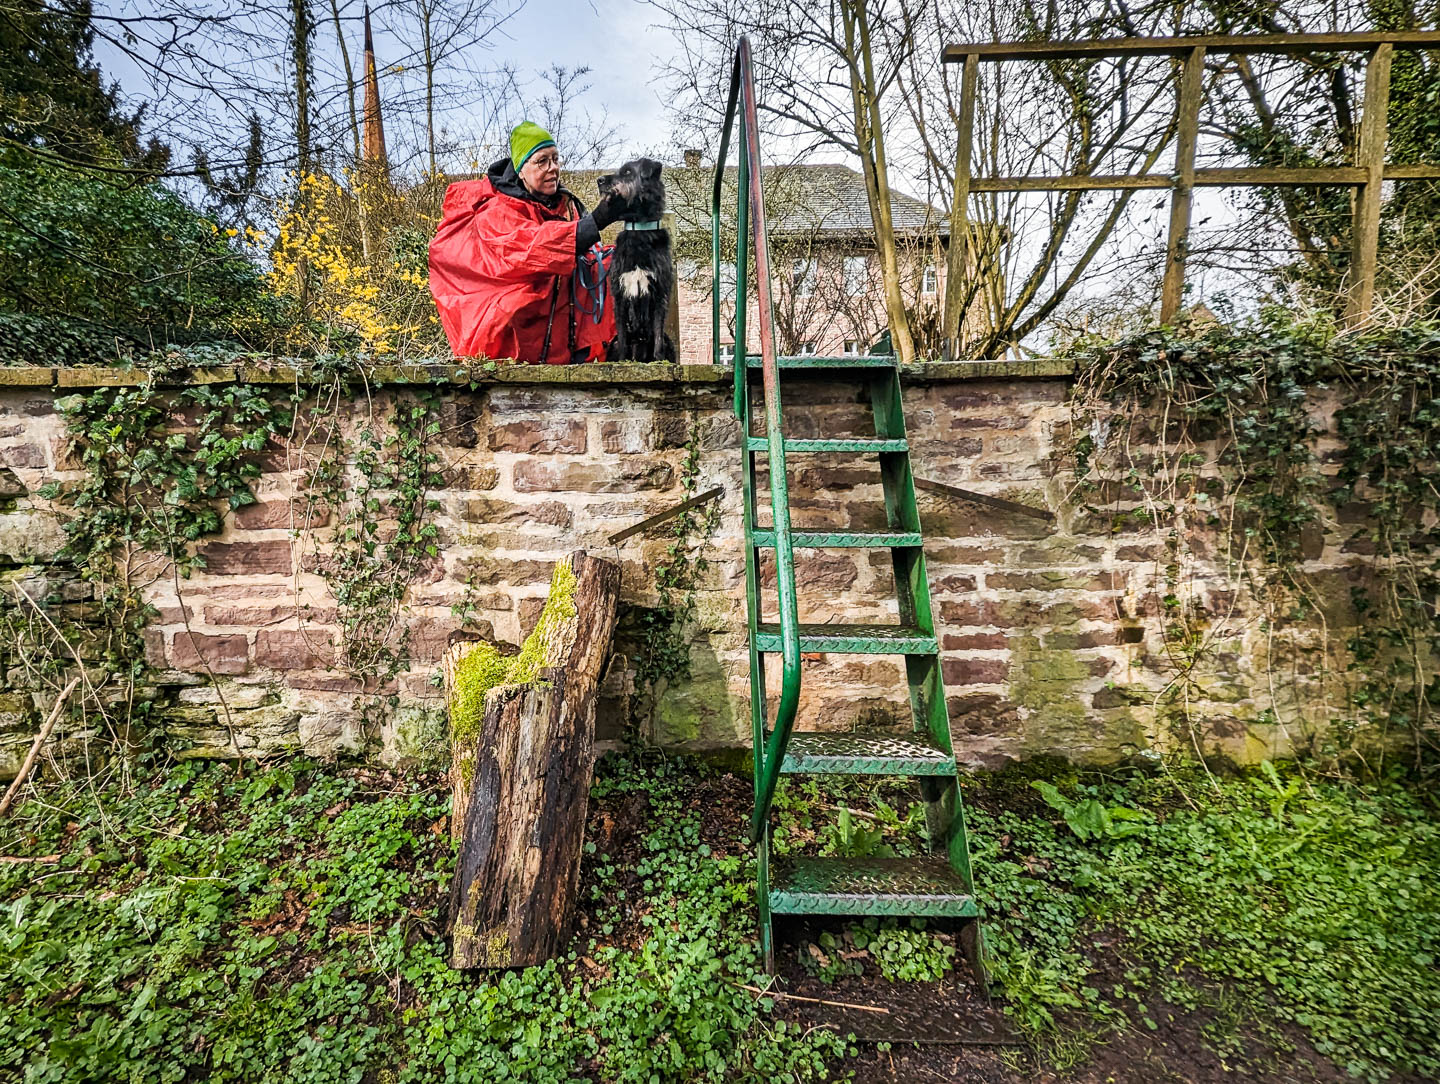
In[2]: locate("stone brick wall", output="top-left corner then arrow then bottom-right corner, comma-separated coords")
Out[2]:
0,359 -> 1364,773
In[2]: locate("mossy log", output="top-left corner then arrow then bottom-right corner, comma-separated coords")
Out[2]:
443,551 -> 620,969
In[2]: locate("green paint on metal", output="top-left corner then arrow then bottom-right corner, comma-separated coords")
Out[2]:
755,623 -> 939,655
716,35 -> 984,970
747,355 -> 900,369
743,436 -> 909,453
780,732 -> 957,776
769,857 -> 979,917
751,529 -> 923,549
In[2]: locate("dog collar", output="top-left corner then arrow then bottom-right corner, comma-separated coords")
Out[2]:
624,219 -> 663,231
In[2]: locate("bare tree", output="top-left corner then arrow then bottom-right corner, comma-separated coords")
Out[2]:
646,0 -> 924,360
380,0 -> 517,174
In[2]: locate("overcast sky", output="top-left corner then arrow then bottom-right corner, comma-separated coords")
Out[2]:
498,0 -> 675,154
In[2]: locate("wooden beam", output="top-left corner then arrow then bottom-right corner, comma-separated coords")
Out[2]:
965,164 -> 1440,193
971,174 -> 1171,192
914,477 -> 1055,522
1161,44 -> 1207,324
1384,163 -> 1440,180
942,31 -> 1440,64
1195,166 -> 1367,186
942,53 -> 978,360
1347,43 -> 1393,325
606,486 -> 724,544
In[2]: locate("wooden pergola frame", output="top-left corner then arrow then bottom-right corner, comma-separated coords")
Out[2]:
939,31 -> 1440,349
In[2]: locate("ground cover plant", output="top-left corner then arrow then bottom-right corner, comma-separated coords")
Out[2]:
2,751 -> 1437,1083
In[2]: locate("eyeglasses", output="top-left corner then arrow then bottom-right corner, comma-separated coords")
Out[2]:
528,152 -> 562,169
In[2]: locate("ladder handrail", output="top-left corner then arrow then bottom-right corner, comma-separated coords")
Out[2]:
712,37 -> 801,842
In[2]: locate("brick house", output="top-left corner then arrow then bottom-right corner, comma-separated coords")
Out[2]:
570,160 -> 953,364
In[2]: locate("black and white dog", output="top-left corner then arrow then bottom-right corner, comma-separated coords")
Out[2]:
598,158 -> 676,364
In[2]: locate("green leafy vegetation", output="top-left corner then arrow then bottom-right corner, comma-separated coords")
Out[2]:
1070,314 -> 1440,763
969,765 -> 1440,1080
772,760 -> 1439,1081
3,754 -> 1437,1081
1,754 -> 849,1084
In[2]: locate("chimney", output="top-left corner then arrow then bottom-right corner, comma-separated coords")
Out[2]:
683,149 -> 702,169
362,5 -> 389,178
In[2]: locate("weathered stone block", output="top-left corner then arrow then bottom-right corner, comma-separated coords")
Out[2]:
0,466 -> 24,499
942,632 -> 1008,651
599,418 -> 652,454
487,417 -> 586,453
234,500 -> 329,530
197,540 -> 292,576
442,399 -> 479,448
441,462 -> 500,490
457,555 -> 554,586
942,657 -> 1008,685
170,631 -> 250,675
452,497 -> 572,527
938,599 -> 1005,626
0,511 -> 67,562
512,459 -> 675,493
1,444 -> 46,469
254,629 -> 335,670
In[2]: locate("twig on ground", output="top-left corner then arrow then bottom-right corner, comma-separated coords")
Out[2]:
732,982 -> 891,1014
0,854 -> 61,864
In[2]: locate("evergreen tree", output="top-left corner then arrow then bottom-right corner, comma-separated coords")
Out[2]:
0,0 -> 168,172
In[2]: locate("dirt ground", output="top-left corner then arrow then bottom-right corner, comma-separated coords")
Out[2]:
581,766 -> 1360,1084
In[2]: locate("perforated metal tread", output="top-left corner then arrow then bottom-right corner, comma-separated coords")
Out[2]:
755,623 -> 938,654
744,437 -> 909,454
746,355 -> 898,370
769,856 -> 978,917
780,732 -> 956,775
751,529 -> 923,549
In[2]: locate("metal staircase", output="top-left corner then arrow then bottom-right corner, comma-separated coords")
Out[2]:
713,38 -> 985,980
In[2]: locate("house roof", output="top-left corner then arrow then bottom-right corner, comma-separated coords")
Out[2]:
562,163 -> 947,239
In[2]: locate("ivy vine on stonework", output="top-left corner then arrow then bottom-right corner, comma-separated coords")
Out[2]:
301,372 -> 443,689
5,378 -> 286,751
1067,312 -> 1440,769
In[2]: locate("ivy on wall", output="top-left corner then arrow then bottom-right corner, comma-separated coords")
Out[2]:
1068,312 -> 1440,769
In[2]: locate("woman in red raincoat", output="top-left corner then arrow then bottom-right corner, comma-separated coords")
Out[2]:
429,122 -> 619,363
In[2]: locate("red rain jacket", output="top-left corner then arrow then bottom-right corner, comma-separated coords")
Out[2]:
429,163 -> 614,363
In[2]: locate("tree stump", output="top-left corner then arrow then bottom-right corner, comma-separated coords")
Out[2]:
443,550 -> 620,968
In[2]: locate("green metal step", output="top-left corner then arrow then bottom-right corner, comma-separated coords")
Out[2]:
780,731 -> 956,775
745,354 -> 898,370
744,437 -> 908,453
755,623 -> 938,654
751,529 -> 922,549
769,856 -> 978,917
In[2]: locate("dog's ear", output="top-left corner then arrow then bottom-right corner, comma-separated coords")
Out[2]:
641,159 -> 662,179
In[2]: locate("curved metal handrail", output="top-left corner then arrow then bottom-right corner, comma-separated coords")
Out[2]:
711,37 -> 801,842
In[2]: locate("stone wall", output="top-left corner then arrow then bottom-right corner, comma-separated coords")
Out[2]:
0,359 -> 1364,773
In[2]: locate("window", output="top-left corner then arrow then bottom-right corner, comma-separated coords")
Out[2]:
797,341 -> 818,356
717,342 -> 736,362
719,261 -> 737,300
844,256 -> 869,296
792,258 -> 817,297
842,339 -> 861,356
921,264 -> 938,296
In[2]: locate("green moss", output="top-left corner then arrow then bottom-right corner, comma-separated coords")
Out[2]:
510,558 -> 577,686
449,559 -> 580,781
1009,633 -> 1143,761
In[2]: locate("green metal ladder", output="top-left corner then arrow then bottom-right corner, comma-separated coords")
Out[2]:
713,38 -> 985,979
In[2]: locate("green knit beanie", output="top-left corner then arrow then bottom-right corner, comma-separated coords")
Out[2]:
510,121 -> 556,171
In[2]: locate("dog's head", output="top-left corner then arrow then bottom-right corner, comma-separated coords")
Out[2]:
597,157 -> 665,221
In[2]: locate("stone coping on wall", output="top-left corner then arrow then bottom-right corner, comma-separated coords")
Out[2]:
0,357 -> 1073,389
